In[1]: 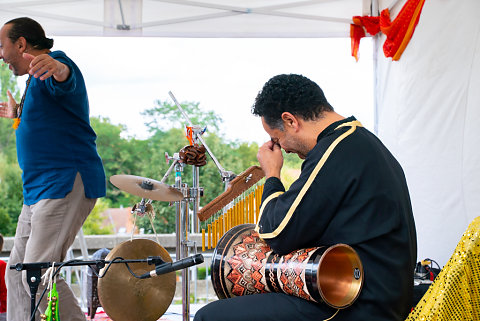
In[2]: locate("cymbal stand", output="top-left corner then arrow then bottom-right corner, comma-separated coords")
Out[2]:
168,91 -> 239,320
168,91 -> 236,185
131,154 -> 179,216
165,151 -> 203,321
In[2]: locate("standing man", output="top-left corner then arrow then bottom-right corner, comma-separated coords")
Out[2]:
194,74 -> 417,321
0,17 -> 105,321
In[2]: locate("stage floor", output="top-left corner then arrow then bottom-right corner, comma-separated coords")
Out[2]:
88,304 -> 205,321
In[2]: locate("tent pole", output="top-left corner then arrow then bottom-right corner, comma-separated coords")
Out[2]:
372,0 -> 380,134
372,0 -> 379,15
389,0 -> 403,11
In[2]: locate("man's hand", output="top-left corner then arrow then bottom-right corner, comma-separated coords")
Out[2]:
0,90 -> 18,119
257,140 -> 283,179
23,53 -> 70,82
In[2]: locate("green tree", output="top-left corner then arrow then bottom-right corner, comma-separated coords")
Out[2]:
0,154 -> 23,235
0,64 -> 22,235
132,126 -> 197,233
83,198 -> 114,235
0,206 -> 12,236
90,116 -> 147,207
134,101 -> 259,234
0,63 -> 21,162
142,100 -> 223,133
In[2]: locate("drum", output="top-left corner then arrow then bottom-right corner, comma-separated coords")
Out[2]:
211,224 -> 364,309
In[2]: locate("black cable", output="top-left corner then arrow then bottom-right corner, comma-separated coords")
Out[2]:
426,258 -> 441,271
88,256 -> 125,278
424,258 -> 441,279
29,257 -> 148,321
30,259 -> 80,321
87,256 -> 146,279
415,261 -> 429,280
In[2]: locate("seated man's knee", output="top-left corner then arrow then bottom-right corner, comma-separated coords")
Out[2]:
194,300 -> 224,321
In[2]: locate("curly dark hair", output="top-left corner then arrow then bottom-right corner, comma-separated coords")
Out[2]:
252,74 -> 333,129
5,17 -> 54,50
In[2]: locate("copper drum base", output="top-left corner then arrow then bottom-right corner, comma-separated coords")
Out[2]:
211,224 -> 363,309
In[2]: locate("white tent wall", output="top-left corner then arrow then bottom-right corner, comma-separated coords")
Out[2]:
375,0 -> 480,266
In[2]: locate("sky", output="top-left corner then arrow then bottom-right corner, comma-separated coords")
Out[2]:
16,36 -> 373,145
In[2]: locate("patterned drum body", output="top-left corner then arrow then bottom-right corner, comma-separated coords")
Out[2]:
211,224 -> 363,309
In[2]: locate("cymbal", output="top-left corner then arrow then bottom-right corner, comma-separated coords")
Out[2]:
110,175 -> 183,202
98,239 -> 176,321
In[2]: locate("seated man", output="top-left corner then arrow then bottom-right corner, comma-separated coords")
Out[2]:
195,74 -> 417,321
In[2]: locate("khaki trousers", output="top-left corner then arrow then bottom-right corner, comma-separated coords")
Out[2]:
6,173 -> 97,321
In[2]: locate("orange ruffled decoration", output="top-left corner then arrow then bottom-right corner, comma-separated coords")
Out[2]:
351,0 -> 426,61
12,118 -> 21,130
185,126 -> 195,145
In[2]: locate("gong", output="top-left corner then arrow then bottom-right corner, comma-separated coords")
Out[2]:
98,239 -> 176,321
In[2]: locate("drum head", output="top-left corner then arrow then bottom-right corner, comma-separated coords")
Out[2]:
317,244 -> 364,308
98,239 -> 176,321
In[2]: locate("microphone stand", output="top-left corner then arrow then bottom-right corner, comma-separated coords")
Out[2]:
11,254 -> 203,321
10,258 -> 158,321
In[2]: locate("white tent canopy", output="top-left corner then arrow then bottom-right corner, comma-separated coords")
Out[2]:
1,0 -> 479,267
0,0 -> 376,37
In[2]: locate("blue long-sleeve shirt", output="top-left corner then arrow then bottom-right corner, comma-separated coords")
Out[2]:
16,50 -> 106,205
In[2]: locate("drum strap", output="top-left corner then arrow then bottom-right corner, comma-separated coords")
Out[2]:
323,309 -> 339,321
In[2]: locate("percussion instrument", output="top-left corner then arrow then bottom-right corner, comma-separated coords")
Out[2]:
198,166 -> 264,221
98,239 -> 176,321
110,174 -> 184,202
197,166 -> 265,251
211,224 -> 364,309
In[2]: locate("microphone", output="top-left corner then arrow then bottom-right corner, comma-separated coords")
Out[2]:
139,254 -> 204,279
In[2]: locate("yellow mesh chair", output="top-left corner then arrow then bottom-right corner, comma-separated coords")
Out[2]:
406,216 -> 480,320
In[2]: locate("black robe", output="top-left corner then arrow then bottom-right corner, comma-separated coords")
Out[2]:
195,117 -> 417,321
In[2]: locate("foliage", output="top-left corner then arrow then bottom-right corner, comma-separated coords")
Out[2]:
133,102 -> 259,234
90,116 -> 147,206
0,87 -> 260,234
142,100 -> 223,133
0,64 -> 21,163
283,151 -> 303,169
0,207 -> 12,236
280,152 -> 302,189
0,65 -> 22,235
0,63 -> 19,100
281,167 -> 301,190
196,266 -> 211,280
82,198 -> 114,235
89,100 -> 259,234
0,154 -> 23,236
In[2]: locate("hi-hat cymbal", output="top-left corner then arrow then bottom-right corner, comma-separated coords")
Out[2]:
98,239 -> 176,321
110,175 -> 183,202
